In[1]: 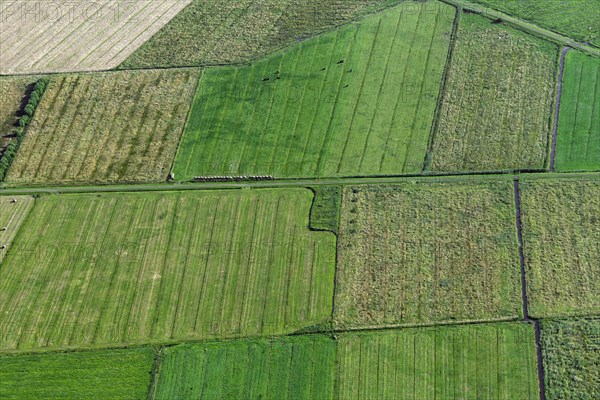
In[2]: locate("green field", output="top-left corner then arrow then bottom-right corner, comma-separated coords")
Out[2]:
336,323 -> 539,399
520,179 -> 600,318
430,13 -> 557,172
335,182 -> 522,328
0,189 -> 335,351
154,336 -> 336,399
555,51 -> 600,171
309,186 -> 342,234
0,347 -> 154,399
6,69 -> 199,185
540,318 -> 600,400
0,196 -> 34,263
470,0 -> 600,46
173,1 -> 455,179
121,0 -> 403,69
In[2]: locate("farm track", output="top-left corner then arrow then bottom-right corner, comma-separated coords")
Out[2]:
549,47 -> 570,172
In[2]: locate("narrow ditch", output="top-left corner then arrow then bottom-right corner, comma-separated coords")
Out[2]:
513,179 -> 546,400
549,46 -> 570,172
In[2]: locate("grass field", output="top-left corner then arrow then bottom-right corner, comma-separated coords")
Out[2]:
0,189 -> 336,351
173,1 -> 455,179
0,347 -> 154,399
121,0 -> 405,69
309,186 -> 342,234
0,0 -> 192,74
555,51 -> 600,171
6,69 -> 198,185
154,336 -> 336,399
336,323 -> 539,399
0,196 -> 34,263
334,182 -> 522,328
470,0 -> 600,46
520,178 -> 600,318
430,13 -> 557,172
540,318 -> 600,400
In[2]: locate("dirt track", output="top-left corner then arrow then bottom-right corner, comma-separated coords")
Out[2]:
0,0 -> 192,74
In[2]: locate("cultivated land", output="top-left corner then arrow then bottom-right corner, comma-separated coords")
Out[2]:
173,1 -> 455,180
0,189 -> 336,351
555,51 -> 600,171
121,0 -> 404,69
430,13 -> 557,172
0,0 -> 193,74
335,182 -> 522,328
6,69 -> 199,185
336,323 -> 539,400
540,318 -> 600,400
520,178 -> 600,318
0,76 -> 36,154
154,336 -> 336,400
470,0 -> 600,46
0,196 -> 34,263
0,347 -> 154,399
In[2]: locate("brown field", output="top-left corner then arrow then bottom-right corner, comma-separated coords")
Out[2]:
0,0 -> 192,74
6,69 -> 199,185
0,77 -> 36,152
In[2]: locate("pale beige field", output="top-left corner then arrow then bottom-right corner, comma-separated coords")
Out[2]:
0,0 -> 192,74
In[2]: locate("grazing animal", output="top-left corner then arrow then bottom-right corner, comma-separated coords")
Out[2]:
321,67 -> 326,71
0,245 -> 6,250
344,84 -> 349,88
347,68 -> 353,73
337,60 -> 344,64
262,77 -> 270,82
1,227 -> 7,231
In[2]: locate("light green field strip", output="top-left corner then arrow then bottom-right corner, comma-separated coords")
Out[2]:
336,323 -> 539,400
154,336 -> 337,400
520,178 -> 600,318
0,347 -> 154,400
430,13 -> 557,172
0,189 -> 336,351
0,196 -> 34,263
335,181 -> 522,328
6,69 -> 199,185
467,0 -> 600,47
540,318 -> 600,400
555,51 -> 600,171
173,1 -> 455,180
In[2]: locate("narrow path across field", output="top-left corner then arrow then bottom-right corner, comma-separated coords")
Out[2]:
550,47 -> 570,172
513,179 -> 546,400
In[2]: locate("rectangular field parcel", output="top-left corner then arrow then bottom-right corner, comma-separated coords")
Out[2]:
174,1 -> 455,179
6,69 -> 198,185
520,178 -> 600,318
0,0 -> 193,74
430,13 -> 557,172
0,196 -> 34,263
0,189 -> 336,351
121,0 -> 405,69
0,347 -> 154,400
335,182 -> 522,328
155,336 -> 336,400
540,318 -> 600,400
555,51 -> 600,171
336,323 -> 539,400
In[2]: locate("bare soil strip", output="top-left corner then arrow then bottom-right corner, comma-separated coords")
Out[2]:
549,47 -> 570,172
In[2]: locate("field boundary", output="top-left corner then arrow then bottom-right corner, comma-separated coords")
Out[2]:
146,347 -> 163,400
423,3 -> 460,172
513,179 -> 546,400
549,47 -> 570,172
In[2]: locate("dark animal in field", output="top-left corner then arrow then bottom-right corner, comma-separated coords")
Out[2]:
492,18 -> 503,24
321,67 -> 326,71
337,60 -> 344,64
347,68 -> 353,73
344,84 -> 349,88
262,77 -> 270,82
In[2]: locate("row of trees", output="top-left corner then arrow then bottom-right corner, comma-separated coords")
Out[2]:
0,78 -> 49,180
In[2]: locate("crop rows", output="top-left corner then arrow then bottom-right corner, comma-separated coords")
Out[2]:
336,323 -> 539,400
6,69 -> 199,185
430,13 -> 557,172
0,347 -> 154,400
121,0 -> 406,69
0,189 -> 335,351
0,0 -> 193,74
174,1 -> 455,180
555,51 -> 600,171
154,336 -> 336,399
520,178 -> 600,318
335,181 -> 522,328
0,196 -> 34,263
